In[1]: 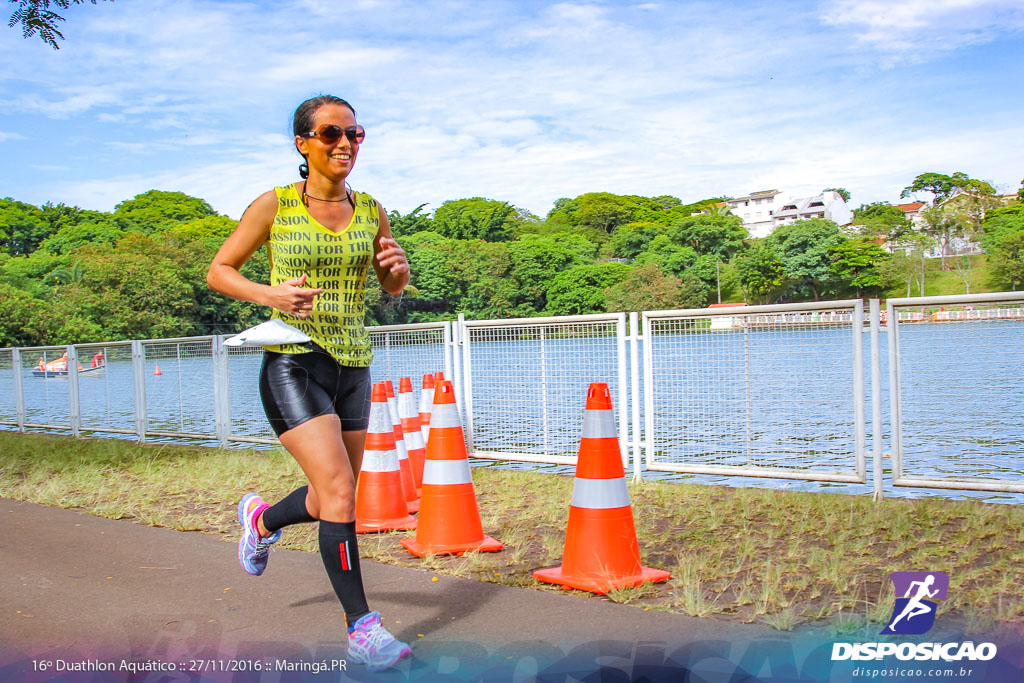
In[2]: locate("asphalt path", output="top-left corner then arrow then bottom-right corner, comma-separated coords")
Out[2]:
2,498 -> 1021,682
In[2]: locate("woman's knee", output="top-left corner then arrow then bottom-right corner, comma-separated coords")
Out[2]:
311,475 -> 357,521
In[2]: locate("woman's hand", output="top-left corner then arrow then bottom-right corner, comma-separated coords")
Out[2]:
266,274 -> 323,318
376,236 -> 409,277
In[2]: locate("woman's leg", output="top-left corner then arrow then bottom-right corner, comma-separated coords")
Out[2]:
278,414 -> 369,624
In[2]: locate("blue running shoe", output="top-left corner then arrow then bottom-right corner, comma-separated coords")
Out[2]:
347,611 -> 412,672
237,493 -> 281,576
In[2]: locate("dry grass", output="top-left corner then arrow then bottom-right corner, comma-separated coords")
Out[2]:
2,431 -> 1022,632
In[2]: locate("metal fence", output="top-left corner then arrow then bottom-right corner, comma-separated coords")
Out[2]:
3,296 -> 1023,498
886,292 -> 1024,493
460,313 -> 628,466
642,300 -> 867,483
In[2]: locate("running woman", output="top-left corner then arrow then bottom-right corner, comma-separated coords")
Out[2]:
207,95 -> 411,672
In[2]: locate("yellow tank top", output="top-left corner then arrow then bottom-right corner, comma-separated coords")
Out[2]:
262,183 -> 380,366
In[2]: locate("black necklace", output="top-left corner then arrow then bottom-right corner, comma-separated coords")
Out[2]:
302,182 -> 355,208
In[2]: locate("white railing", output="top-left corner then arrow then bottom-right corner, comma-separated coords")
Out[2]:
886,292 -> 1024,493
2,295 -> 1022,498
642,301 -> 868,484
459,313 -> 628,467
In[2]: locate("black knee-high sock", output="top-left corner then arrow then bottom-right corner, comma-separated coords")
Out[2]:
261,486 -> 317,533
318,520 -> 370,626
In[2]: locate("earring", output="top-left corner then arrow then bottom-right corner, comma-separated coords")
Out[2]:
299,162 -> 309,179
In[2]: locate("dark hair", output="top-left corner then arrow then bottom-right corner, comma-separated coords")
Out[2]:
293,95 -> 356,179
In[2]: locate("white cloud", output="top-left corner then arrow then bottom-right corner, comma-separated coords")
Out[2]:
0,132 -> 27,142
821,0 -> 1024,62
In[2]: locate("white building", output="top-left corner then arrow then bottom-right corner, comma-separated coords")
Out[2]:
725,189 -> 854,238
723,189 -> 787,239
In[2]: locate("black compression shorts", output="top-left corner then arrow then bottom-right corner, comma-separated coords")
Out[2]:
259,347 -> 372,437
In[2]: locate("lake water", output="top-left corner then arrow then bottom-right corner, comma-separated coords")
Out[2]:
2,319 -> 1021,504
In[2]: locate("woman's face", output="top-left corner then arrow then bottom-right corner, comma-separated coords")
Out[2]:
295,103 -> 360,181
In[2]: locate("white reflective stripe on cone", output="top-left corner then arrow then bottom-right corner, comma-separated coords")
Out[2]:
405,429 -> 426,450
571,477 -> 631,509
362,448 -> 400,473
581,409 -> 617,439
386,397 -> 402,428
422,459 -> 473,486
429,403 -> 461,429
368,405 -> 392,434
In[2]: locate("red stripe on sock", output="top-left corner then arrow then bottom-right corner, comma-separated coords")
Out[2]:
340,541 -> 350,571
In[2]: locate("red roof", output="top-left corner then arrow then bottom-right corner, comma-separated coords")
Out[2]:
896,202 -> 925,212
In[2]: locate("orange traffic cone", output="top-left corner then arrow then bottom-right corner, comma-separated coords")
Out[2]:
401,380 -> 501,557
419,374 -> 435,444
399,377 -> 425,492
153,365 -> 162,376
433,371 -> 445,382
533,383 -> 669,594
384,380 -> 419,513
355,383 -> 417,533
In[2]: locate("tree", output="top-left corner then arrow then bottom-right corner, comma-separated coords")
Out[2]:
732,242 -> 785,304
38,219 -> 124,254
919,204 -> 958,270
767,219 -> 847,301
852,202 -> 913,249
508,234 -> 590,313
901,172 -> 996,203
7,0 -> 110,49
431,197 -> 520,242
607,222 -> 664,260
387,203 -> 432,238
0,197 -> 54,255
545,262 -> 631,316
668,214 -> 746,260
988,230 -> 1024,291
448,240 -> 517,319
633,234 -> 699,279
828,238 -> 890,297
824,187 -> 851,203
113,190 -> 218,234
55,233 -> 204,341
544,193 -> 637,240
0,283 -> 56,346
878,250 -> 917,298
402,231 -> 461,313
604,262 -> 689,312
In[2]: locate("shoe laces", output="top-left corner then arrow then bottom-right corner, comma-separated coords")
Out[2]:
251,533 -> 273,557
354,622 -> 394,650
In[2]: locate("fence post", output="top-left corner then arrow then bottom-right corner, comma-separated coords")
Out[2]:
852,300 -> 866,481
458,314 -> 473,456
67,345 -> 81,438
642,313 -> 655,471
212,336 -> 230,448
887,300 -> 902,484
629,313 -> 642,483
615,313 -> 628,473
12,348 -> 25,433
870,299 -> 883,501
132,340 -> 147,443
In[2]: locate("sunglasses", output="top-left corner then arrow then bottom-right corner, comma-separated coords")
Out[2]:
302,124 -> 365,145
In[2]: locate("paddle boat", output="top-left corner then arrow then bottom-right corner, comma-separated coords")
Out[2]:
32,351 -> 106,378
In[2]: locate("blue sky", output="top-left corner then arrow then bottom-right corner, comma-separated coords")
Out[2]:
1,0 -> 1022,220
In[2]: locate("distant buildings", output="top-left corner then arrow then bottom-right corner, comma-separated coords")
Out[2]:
895,201 -> 926,228
724,189 -> 853,239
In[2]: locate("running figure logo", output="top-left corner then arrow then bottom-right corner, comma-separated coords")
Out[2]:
882,571 -> 949,635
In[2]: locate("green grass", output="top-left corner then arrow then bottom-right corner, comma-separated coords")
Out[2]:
2,431 -> 1022,632
881,253 -> 997,298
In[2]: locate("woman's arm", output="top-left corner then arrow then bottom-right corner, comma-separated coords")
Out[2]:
207,190 -> 324,318
372,203 -> 410,296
